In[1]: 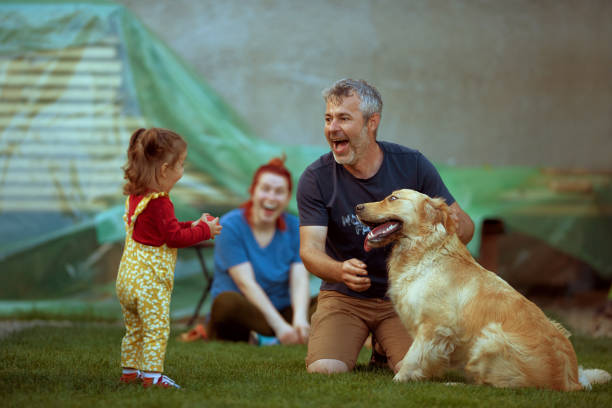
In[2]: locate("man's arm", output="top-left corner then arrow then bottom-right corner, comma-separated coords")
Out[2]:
449,202 -> 474,244
299,225 -> 371,292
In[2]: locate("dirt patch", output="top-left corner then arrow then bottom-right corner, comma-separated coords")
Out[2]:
0,320 -> 124,340
530,290 -> 612,338
0,319 -> 73,340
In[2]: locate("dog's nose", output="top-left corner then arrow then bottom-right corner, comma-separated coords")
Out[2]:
355,204 -> 364,213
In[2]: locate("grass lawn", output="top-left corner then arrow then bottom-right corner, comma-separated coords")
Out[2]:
1,322 -> 611,408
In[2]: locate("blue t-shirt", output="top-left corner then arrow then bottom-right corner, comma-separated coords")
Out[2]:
210,208 -> 301,310
297,141 -> 455,299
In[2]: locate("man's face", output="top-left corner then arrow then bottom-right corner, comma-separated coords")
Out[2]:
324,93 -> 371,167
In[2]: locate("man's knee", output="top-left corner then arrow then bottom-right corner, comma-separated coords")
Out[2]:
306,359 -> 349,374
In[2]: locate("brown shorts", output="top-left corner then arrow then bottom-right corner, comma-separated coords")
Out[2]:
305,290 -> 412,371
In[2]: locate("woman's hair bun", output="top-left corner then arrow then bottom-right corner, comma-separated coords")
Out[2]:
267,153 -> 286,168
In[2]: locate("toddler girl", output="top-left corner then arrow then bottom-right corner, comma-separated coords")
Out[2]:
116,127 -> 222,389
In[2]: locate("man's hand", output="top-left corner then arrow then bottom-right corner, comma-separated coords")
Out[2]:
341,258 -> 370,292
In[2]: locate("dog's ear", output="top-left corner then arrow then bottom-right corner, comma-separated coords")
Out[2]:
423,197 -> 456,234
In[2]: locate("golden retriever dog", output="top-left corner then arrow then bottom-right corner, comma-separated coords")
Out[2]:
355,189 -> 610,391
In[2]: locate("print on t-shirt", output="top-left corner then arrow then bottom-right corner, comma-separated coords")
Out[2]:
341,213 -> 371,236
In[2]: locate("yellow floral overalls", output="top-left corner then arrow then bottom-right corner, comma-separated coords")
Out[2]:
116,192 -> 178,372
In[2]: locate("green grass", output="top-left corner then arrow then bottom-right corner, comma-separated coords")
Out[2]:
1,323 -> 611,408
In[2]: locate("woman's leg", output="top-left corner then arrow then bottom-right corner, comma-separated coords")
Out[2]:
208,291 -> 275,341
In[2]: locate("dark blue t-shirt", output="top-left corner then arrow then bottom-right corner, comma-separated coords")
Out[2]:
297,141 -> 454,299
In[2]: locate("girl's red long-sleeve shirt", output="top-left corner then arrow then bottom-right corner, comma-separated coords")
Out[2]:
127,195 -> 211,248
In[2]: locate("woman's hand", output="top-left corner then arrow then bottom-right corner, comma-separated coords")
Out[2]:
276,321 -> 301,345
289,263 -> 311,344
229,262 -> 301,345
292,317 -> 310,344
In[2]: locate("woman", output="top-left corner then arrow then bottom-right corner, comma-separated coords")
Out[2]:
207,156 -> 313,344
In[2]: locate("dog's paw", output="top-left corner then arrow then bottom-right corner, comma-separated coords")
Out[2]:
393,372 -> 408,383
393,371 -> 418,383
394,368 -> 427,383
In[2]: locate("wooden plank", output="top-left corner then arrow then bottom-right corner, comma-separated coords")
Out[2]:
1,172 -> 212,187
25,44 -> 119,59
4,73 -> 121,87
0,60 -> 122,74
1,184 -> 122,196
0,87 -> 118,101
0,143 -> 126,156
1,170 -> 212,187
0,116 -> 144,129
6,172 -> 123,184
0,200 -> 108,212
0,131 -> 130,144
2,169 -> 211,190
2,159 -> 126,172
0,102 -> 121,115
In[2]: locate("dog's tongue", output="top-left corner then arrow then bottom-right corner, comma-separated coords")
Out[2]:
363,221 -> 400,252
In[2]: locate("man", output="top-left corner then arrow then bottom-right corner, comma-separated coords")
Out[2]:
297,78 -> 474,374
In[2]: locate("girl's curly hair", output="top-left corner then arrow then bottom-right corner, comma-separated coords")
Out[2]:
122,127 -> 187,195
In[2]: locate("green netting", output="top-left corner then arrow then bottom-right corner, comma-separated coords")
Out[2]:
437,166 -> 612,279
0,0 -> 610,319
0,0 -> 325,318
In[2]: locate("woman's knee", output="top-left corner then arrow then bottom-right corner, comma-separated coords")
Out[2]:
306,359 -> 349,374
209,291 -> 244,322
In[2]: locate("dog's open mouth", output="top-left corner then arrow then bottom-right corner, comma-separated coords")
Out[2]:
363,220 -> 402,252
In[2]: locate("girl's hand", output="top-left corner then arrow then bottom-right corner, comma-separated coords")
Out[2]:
191,213 -> 212,227
201,213 -> 222,238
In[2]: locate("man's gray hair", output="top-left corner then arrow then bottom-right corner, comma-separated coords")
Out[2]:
322,78 -> 383,120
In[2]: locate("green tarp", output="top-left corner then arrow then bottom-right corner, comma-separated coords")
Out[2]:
1,0 -> 610,319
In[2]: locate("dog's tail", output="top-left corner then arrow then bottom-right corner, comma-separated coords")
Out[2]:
578,366 -> 612,390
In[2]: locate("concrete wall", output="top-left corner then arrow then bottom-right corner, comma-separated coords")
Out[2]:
117,0 -> 612,169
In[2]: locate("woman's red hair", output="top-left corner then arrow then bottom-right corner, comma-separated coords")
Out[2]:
241,155 -> 292,231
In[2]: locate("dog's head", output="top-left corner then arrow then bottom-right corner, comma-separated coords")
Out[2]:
355,189 -> 455,252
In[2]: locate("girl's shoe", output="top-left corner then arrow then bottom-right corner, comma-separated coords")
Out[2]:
119,371 -> 142,383
142,375 -> 181,389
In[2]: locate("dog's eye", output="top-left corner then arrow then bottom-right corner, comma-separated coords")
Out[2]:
389,195 -> 397,201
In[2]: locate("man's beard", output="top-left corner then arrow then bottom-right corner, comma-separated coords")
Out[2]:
330,126 -> 367,166
332,148 -> 355,166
